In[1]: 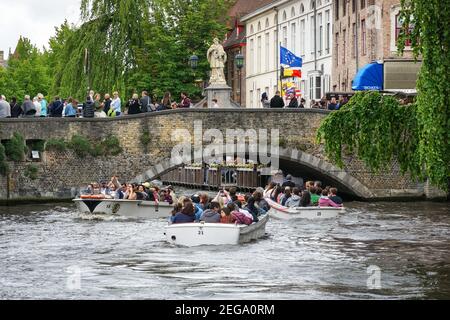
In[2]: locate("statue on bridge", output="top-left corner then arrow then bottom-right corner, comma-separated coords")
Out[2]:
207,38 -> 227,85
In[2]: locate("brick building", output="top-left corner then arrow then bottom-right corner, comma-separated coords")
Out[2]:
332,0 -> 414,92
223,0 -> 274,107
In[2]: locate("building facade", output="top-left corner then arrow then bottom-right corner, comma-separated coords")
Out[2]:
332,0 -> 414,91
0,51 -> 7,68
242,0 -> 334,108
223,0 -> 275,107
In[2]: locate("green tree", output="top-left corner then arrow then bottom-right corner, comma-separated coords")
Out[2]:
317,0 -> 450,190
0,37 -> 51,101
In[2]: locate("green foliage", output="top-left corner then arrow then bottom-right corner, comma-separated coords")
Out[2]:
0,143 -> 9,175
68,135 -> 92,158
45,138 -> 67,152
317,92 -> 422,183
102,136 -> 123,156
0,37 -> 51,101
90,136 -> 123,157
318,1 -> 450,191
24,164 -> 39,180
140,130 -> 151,147
4,132 -> 28,162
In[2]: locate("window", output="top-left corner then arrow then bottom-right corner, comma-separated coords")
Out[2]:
265,18 -> 270,28
258,22 -> 261,32
265,33 -> 270,72
342,0 -> 346,16
250,25 -> 254,35
318,13 -> 323,56
283,26 -> 287,48
361,19 -> 366,55
309,74 -> 323,100
257,36 -> 262,73
335,33 -> 339,65
360,0 -> 365,9
335,0 -> 339,20
316,76 -> 322,99
283,11 -> 287,21
291,23 -> 296,53
395,13 -> 413,46
352,0 -> 356,12
291,7 -> 295,18
250,90 -> 254,108
342,29 -> 346,64
250,38 -> 254,74
325,10 -> 330,54
310,0 -> 315,10
300,19 -> 306,55
352,23 -> 356,57
310,17 -> 315,53
300,4 -> 305,14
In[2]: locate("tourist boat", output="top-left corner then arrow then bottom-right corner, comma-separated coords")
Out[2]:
265,198 -> 345,220
73,198 -> 173,219
165,214 -> 269,247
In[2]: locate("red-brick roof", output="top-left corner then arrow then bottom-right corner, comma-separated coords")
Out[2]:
228,0 -> 275,20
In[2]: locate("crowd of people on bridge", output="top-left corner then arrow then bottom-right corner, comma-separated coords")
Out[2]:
0,90 -> 193,119
261,91 -> 349,110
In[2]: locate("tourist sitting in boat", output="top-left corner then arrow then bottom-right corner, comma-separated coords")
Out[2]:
329,188 -> 343,205
285,187 -> 301,207
263,182 -> 277,199
220,207 -> 236,224
124,184 -> 137,200
199,193 -> 210,210
243,195 -> 260,222
305,181 -> 314,191
270,185 -> 282,202
310,186 -> 320,206
319,189 -> 342,207
232,201 -> 254,223
190,195 -> 204,221
169,203 -> 183,223
172,199 -> 196,224
279,187 -> 292,206
230,206 -> 253,226
162,189 -> 174,204
136,185 -> 149,200
299,190 -> 312,207
253,190 -> 270,213
167,185 -> 178,204
200,202 -> 221,223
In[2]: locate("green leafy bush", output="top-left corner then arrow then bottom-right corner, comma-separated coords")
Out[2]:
140,130 -> 151,147
0,143 -> 9,175
103,136 -> 123,156
45,138 -> 67,152
24,164 -> 39,180
68,135 -> 91,158
4,132 -> 27,162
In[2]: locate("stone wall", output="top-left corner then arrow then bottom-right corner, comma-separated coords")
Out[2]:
0,109 -> 430,200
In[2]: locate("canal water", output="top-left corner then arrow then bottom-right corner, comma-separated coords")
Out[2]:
0,199 -> 449,299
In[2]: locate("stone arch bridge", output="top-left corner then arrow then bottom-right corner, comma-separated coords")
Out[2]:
0,109 -> 427,201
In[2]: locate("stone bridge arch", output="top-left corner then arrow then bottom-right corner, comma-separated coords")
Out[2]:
132,147 -> 374,199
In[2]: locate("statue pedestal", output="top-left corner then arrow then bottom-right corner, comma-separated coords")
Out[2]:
204,83 -> 240,108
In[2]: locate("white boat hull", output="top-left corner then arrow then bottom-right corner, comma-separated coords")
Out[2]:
266,198 -> 345,220
73,199 -> 172,219
165,214 -> 269,247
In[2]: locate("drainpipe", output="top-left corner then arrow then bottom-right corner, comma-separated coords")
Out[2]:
275,7 -> 280,92
314,1 -> 317,71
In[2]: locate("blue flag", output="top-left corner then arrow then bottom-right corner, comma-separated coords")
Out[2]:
280,46 -> 302,67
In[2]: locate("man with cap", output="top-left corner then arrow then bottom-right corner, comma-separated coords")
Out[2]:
282,174 -> 296,189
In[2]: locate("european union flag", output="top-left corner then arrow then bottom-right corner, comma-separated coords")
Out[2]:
280,46 -> 302,67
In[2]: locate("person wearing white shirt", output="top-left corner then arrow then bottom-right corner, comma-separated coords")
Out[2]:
111,91 -> 122,116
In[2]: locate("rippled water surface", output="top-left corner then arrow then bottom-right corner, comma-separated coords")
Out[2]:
0,200 -> 449,299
